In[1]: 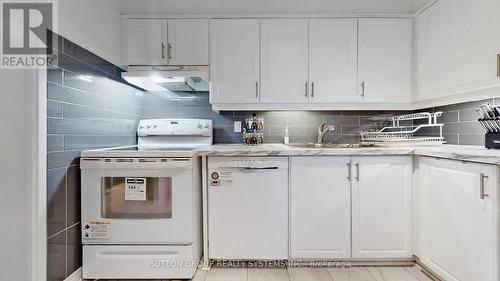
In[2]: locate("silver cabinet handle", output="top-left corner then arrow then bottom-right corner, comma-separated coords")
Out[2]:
497,54 -> 500,77
311,82 -> 315,97
305,82 -> 309,97
167,43 -> 172,59
347,163 -> 352,181
355,163 -> 360,181
360,82 -> 366,97
255,82 -> 259,98
161,43 -> 166,59
480,173 -> 489,199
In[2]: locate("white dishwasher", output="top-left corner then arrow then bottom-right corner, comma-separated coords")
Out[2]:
208,157 -> 289,260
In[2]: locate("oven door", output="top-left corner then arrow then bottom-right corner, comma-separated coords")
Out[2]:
81,158 -> 196,245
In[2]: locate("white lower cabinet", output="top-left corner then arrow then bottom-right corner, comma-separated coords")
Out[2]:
351,156 -> 413,259
418,157 -> 498,281
290,157 -> 351,259
290,156 -> 412,260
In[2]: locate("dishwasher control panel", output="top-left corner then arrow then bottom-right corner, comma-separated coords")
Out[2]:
208,157 -> 289,170
210,171 -> 221,186
208,157 -> 288,187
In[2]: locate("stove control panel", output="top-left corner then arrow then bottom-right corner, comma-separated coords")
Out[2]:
138,119 -> 212,137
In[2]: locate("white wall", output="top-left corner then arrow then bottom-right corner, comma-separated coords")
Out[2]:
0,69 -> 43,281
59,0 -> 124,66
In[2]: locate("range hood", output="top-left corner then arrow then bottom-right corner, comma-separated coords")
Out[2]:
121,66 -> 210,92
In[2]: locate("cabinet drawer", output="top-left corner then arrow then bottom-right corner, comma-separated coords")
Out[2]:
83,245 -> 198,279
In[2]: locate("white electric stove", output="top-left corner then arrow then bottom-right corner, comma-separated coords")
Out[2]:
80,119 -> 212,280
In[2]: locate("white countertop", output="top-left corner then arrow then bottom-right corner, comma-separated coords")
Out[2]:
196,144 -> 500,165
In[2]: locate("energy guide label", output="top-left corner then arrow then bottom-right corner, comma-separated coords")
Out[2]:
125,177 -> 146,201
84,221 -> 110,239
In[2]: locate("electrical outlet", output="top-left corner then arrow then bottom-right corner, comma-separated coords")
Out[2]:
234,121 -> 242,133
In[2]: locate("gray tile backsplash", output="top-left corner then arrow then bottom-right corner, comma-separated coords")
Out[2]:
141,92 -> 411,144
142,91 -> 494,146
46,32 -> 143,281
420,98 -> 498,146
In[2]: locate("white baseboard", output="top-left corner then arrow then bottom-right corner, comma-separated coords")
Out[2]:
64,268 -> 82,281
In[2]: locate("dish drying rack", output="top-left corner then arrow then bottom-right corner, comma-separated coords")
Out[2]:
360,112 -> 445,146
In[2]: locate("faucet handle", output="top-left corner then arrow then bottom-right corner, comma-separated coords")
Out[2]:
319,122 -> 328,131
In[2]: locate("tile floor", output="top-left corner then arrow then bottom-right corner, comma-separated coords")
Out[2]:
201,266 -> 436,281
95,266 -> 437,281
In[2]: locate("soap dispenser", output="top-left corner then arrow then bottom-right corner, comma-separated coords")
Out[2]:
283,126 -> 290,145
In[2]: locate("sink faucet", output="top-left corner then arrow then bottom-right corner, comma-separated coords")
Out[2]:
317,123 -> 335,144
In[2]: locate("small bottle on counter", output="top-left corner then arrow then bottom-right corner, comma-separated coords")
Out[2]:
283,126 -> 290,145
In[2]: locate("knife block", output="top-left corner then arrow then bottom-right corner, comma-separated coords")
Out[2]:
485,133 -> 500,149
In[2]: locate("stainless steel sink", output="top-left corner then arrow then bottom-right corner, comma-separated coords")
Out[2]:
287,143 -> 363,149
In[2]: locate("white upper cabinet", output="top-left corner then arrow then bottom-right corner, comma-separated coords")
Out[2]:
351,156 -> 413,259
125,17 -> 416,109
309,19 -> 358,103
167,19 -> 209,65
290,157 -> 351,259
260,19 -> 309,104
358,18 -> 412,103
125,19 -> 167,65
418,158 -> 498,281
209,17 -> 413,110
210,19 -> 260,104
414,0 -> 500,104
125,19 -> 208,66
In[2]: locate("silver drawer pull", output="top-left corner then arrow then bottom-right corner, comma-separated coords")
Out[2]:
161,43 -> 166,59
497,54 -> 500,77
167,43 -> 173,59
480,173 -> 489,200
347,163 -> 352,181
355,163 -> 360,181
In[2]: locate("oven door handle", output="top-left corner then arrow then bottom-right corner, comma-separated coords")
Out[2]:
97,250 -> 180,259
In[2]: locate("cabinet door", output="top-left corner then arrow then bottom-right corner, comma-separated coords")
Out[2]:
126,19 -> 167,65
358,19 -> 411,103
309,19 -> 358,103
290,157 -> 351,259
260,20 -> 309,104
415,0 -> 500,102
351,156 -> 412,258
419,158 -> 497,281
167,19 -> 209,65
210,19 -> 260,104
